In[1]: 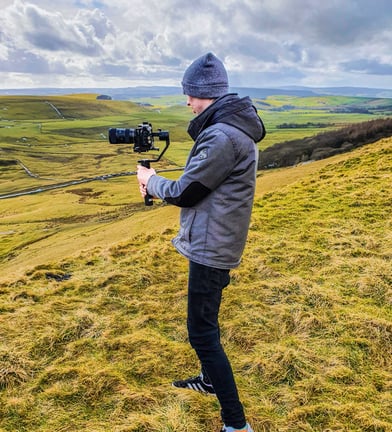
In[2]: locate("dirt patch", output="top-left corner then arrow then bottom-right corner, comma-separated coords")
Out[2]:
66,188 -> 104,203
0,159 -> 18,166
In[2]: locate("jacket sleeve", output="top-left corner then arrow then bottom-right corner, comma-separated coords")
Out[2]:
147,128 -> 236,208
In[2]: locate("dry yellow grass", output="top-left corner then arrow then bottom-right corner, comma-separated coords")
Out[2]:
0,139 -> 391,431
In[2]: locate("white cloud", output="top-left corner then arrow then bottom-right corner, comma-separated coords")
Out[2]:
1,0 -> 392,89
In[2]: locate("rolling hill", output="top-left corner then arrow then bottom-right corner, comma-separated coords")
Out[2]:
0,94 -> 391,431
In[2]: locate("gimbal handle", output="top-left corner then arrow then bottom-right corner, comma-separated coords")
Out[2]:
140,159 -> 154,206
138,132 -> 170,207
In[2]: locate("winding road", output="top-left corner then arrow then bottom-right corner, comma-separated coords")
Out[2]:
0,168 -> 184,200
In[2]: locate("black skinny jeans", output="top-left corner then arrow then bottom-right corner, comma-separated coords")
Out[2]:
187,261 -> 246,429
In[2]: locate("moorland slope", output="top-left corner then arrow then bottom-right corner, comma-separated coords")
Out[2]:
0,94 -> 391,431
0,137 -> 391,431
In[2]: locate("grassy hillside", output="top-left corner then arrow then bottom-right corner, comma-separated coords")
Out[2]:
0,94 -> 391,431
0,136 -> 391,431
0,96 -> 159,197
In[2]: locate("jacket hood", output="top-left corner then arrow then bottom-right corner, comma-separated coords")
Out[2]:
187,93 -> 266,142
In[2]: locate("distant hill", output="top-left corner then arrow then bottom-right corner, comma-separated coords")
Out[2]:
281,85 -> 392,98
1,85 -> 392,99
258,118 -> 392,169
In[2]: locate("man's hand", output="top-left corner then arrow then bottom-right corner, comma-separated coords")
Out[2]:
137,165 -> 156,198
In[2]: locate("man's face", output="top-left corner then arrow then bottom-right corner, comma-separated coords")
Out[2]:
186,96 -> 215,115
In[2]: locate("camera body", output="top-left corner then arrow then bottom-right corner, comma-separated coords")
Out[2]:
109,122 -> 169,153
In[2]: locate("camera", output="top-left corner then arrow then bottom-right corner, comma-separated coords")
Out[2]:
108,122 -> 170,206
108,122 -> 169,153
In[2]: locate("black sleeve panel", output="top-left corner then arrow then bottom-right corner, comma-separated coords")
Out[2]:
164,181 -> 211,208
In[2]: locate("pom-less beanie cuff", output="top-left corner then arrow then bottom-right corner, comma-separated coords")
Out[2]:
182,82 -> 229,98
182,52 -> 229,98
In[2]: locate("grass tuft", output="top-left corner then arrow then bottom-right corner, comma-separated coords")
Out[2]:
0,350 -> 33,389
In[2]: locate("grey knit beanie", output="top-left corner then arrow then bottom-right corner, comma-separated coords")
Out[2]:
181,52 -> 229,98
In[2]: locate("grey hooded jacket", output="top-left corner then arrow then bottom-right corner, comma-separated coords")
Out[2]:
147,93 -> 266,269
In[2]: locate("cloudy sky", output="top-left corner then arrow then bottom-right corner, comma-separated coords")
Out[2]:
1,0 -> 392,89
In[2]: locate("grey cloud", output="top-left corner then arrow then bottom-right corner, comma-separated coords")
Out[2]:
342,59 -> 392,76
6,1 -> 108,55
241,0 -> 392,46
230,67 -> 306,88
309,2 -> 392,46
91,61 -> 180,81
89,62 -> 130,77
75,8 -> 113,40
0,50 -> 49,73
0,48 -> 68,74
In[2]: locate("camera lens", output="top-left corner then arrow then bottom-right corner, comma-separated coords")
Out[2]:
108,128 -> 135,144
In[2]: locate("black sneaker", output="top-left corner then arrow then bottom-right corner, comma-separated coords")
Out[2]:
172,372 -> 216,395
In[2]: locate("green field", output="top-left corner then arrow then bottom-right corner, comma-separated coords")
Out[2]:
0,94 -> 391,431
2,93 -> 391,190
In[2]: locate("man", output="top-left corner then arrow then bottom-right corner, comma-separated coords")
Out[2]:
137,52 -> 265,432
